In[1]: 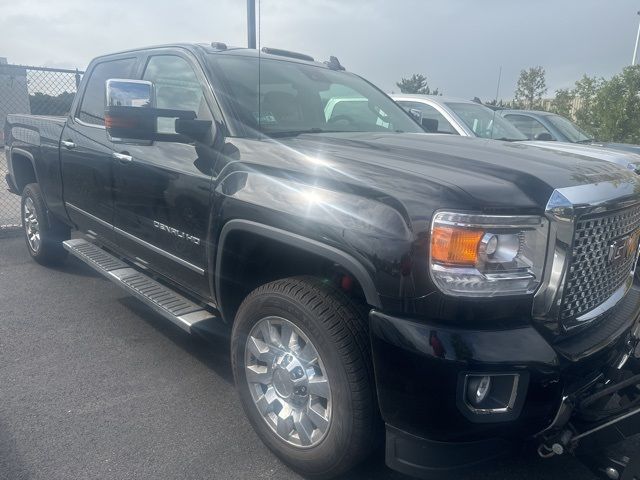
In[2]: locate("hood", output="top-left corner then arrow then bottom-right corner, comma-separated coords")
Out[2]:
596,142 -> 640,157
521,141 -> 640,170
270,132 -> 637,217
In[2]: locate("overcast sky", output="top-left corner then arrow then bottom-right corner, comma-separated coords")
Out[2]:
2,0 -> 639,100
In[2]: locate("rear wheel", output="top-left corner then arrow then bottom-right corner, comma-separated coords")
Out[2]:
231,276 -> 378,479
21,183 -> 69,265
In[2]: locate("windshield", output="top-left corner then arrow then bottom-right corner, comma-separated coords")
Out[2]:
546,114 -> 592,143
445,102 -> 528,141
207,54 -> 423,137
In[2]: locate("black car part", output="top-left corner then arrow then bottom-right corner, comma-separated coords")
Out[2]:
537,352 -> 640,479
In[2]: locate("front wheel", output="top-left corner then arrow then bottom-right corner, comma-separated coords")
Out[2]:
21,183 -> 70,265
231,276 -> 378,479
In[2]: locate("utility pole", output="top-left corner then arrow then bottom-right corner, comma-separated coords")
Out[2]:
247,0 -> 257,49
633,10 -> 640,66
494,65 -> 502,104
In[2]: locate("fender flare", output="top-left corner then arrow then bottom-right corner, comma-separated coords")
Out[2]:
9,147 -> 40,189
215,219 -> 382,317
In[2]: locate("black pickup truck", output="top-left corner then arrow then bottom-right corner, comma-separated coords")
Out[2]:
5,43 -> 640,479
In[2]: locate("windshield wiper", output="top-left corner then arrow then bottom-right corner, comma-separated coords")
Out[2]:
576,138 -> 595,144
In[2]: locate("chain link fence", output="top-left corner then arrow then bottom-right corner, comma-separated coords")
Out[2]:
1,64 -> 82,231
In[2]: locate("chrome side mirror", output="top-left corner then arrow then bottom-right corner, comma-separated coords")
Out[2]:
104,79 -> 210,144
105,79 -> 156,142
106,79 -> 154,109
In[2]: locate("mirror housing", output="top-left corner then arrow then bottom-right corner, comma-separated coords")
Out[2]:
105,79 -> 212,144
534,132 -> 554,141
408,108 -> 423,124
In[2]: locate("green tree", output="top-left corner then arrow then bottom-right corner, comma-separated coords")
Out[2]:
591,66 -> 640,143
514,66 -> 547,109
551,88 -> 575,118
572,75 -> 603,136
29,91 -> 75,116
396,73 -> 441,95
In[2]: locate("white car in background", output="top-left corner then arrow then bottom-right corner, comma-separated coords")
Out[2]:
390,94 -> 640,173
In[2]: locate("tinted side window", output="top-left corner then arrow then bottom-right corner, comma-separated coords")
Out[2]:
504,114 -> 553,140
143,55 -> 210,133
78,58 -> 136,125
397,101 -> 456,134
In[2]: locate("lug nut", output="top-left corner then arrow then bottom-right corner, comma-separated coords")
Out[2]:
291,367 -> 304,379
293,386 -> 307,397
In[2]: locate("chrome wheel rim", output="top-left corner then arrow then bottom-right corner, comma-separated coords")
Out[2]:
245,316 -> 332,448
23,197 -> 41,253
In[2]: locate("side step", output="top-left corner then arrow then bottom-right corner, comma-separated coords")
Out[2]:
63,238 -> 217,333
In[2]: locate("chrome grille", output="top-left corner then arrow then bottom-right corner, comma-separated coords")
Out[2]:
560,204 -> 640,321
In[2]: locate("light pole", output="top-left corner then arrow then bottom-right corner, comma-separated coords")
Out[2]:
247,0 -> 257,49
633,10 -> 640,66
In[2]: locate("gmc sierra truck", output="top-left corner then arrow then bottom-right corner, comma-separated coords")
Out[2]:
5,43 -> 640,479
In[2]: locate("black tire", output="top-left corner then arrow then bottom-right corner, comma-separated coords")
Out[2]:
231,276 -> 378,479
21,183 -> 70,265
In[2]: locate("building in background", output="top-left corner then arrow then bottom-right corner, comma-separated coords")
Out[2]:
0,58 -> 31,146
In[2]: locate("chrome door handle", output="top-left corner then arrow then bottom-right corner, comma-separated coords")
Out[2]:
61,140 -> 75,149
112,152 -> 133,163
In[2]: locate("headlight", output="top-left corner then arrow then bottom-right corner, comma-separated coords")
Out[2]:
429,212 -> 549,297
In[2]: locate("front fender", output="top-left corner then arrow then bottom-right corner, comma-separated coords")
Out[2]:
213,171 -> 421,308
215,219 -> 383,312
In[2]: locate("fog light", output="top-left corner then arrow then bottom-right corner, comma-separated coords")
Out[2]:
464,373 -> 520,413
468,376 -> 491,405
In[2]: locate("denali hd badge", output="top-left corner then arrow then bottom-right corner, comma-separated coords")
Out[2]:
607,234 -> 638,266
153,221 -> 201,245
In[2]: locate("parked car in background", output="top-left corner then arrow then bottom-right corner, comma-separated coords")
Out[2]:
391,94 -> 640,173
499,109 -> 640,155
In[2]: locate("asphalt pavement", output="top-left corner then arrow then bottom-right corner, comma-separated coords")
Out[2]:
0,233 -> 606,480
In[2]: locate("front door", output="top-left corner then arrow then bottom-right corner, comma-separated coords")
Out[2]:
112,52 -> 218,299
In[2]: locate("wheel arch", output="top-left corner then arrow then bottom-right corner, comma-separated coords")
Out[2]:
9,147 -> 39,192
215,219 -> 381,322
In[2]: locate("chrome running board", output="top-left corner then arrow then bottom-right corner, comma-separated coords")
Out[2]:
63,238 -> 216,333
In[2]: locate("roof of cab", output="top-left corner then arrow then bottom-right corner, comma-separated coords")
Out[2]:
90,43 -> 332,69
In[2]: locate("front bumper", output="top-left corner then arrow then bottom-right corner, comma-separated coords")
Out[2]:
371,288 -> 640,478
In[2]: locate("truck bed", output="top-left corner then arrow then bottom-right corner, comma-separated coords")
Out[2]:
4,113 -> 68,220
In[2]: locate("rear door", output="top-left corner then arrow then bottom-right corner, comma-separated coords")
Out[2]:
112,50 -> 219,298
61,56 -> 138,243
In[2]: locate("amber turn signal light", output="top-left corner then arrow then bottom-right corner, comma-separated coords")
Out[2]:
431,226 -> 484,265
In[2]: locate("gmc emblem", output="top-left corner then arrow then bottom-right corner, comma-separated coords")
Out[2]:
607,234 -> 638,266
